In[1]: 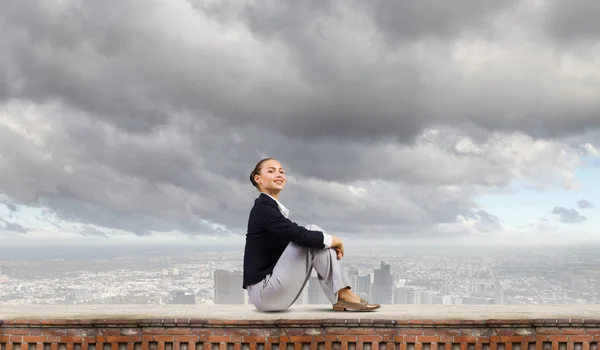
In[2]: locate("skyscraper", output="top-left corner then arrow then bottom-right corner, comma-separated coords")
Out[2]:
213,269 -> 244,304
308,276 -> 329,304
347,267 -> 359,291
372,261 -> 393,304
357,274 -> 371,297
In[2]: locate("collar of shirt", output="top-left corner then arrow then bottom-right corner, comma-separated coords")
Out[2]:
261,192 -> 290,218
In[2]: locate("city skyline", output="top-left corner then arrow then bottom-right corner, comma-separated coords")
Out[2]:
1,244 -> 598,306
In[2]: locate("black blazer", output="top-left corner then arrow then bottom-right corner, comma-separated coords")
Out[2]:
242,193 -> 326,288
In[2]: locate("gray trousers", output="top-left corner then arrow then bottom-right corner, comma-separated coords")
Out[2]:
247,242 -> 351,312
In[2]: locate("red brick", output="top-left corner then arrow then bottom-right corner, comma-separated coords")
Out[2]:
265,337 -> 279,344
338,336 -> 357,342
155,336 -> 175,342
417,336 -> 440,343
9,336 -> 22,342
381,335 -> 394,343
436,331 -> 463,337
399,330 -> 426,336
570,336 -> 593,342
167,330 -> 191,335
189,329 -> 211,335
359,336 -> 382,343
348,330 -> 374,335
375,330 -> 397,336
404,336 -> 417,343
174,335 -> 198,343
549,336 -> 569,342
543,330 -> 586,335
22,336 -> 46,343
454,337 -> 478,343
496,331 -> 519,336
60,336 -> 84,343
417,330 -> 435,336
207,336 -> 229,343
290,336 -> 314,342
107,336 -> 135,342
243,336 -> 266,343
500,337 -> 526,343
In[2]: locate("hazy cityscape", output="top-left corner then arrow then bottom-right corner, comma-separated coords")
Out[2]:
1,243 -> 598,306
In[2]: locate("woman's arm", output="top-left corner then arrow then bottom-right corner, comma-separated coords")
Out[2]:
261,203 -> 327,248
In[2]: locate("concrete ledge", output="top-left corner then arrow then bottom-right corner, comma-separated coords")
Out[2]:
2,305 -> 600,326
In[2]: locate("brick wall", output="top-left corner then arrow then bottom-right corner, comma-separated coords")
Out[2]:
2,318 -> 600,350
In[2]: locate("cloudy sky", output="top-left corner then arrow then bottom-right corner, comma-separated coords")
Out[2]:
1,0 -> 599,247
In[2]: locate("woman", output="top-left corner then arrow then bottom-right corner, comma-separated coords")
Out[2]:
242,157 -> 381,312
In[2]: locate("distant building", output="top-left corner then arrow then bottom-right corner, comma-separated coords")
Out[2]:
213,269 -> 244,304
460,296 -> 494,305
308,276 -> 329,304
393,286 -> 424,304
167,290 -> 195,304
348,267 -> 359,291
357,274 -> 371,298
372,261 -> 393,304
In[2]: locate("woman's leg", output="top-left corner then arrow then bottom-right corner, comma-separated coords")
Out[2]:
247,242 -> 350,311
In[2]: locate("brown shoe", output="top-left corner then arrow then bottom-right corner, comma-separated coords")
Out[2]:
332,299 -> 381,311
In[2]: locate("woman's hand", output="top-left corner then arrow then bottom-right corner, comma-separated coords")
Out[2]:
332,236 -> 344,260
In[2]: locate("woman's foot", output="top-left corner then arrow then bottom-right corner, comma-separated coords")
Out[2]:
333,288 -> 381,311
338,287 -> 361,303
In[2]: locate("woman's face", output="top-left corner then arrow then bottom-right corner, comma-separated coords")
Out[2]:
255,159 -> 286,193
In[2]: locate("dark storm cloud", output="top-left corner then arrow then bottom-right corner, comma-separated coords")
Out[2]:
2,202 -> 18,212
0,0 -> 598,240
1,0 -> 599,145
545,0 -> 600,42
364,0 -> 518,42
551,206 -> 587,223
1,220 -> 28,234
577,199 -> 595,209
0,108 -> 257,235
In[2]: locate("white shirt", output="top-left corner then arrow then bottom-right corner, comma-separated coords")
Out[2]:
261,192 -> 333,249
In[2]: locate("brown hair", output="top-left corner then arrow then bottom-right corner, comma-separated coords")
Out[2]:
250,158 -> 275,190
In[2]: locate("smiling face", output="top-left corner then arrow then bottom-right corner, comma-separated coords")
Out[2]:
253,158 -> 286,195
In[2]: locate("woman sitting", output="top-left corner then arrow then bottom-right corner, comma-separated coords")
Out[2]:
242,158 -> 381,312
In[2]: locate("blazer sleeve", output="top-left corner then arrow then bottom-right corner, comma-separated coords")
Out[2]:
260,202 -> 326,249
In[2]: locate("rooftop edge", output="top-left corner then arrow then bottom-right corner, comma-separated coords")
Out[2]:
2,305 -> 600,326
